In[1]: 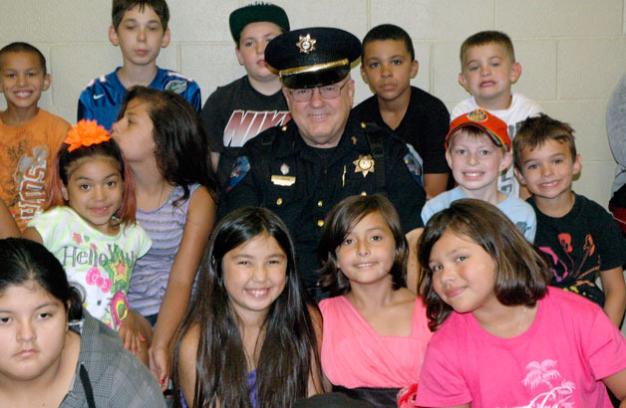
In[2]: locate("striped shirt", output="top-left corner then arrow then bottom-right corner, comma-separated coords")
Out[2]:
128,184 -> 200,316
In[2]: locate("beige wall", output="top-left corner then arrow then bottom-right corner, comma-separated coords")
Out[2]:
1,0 -> 625,206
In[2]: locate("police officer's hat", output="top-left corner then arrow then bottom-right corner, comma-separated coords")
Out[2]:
265,27 -> 361,89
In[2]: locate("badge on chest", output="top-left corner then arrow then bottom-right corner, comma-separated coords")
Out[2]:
353,154 -> 375,177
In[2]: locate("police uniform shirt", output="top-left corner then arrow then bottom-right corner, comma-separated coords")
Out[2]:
77,67 -> 202,130
219,116 -> 426,291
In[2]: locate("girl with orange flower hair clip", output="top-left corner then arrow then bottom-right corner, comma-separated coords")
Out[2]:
23,119 -> 153,364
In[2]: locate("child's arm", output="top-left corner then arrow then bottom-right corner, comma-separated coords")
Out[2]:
600,266 -> 626,327
603,367 -> 626,406
406,228 -> 424,293
178,324 -> 200,407
307,305 -> 328,396
22,227 -> 43,243
424,173 -> 448,199
0,200 -> 19,238
118,309 -> 152,365
149,187 -> 216,387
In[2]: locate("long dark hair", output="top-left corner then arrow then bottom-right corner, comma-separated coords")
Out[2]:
174,207 -> 320,408
118,86 -> 218,204
0,238 -> 83,320
418,199 -> 549,331
318,194 -> 408,296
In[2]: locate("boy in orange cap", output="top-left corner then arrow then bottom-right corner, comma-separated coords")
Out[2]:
422,108 -> 536,243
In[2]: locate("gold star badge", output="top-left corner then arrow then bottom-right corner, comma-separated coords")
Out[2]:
297,34 -> 317,54
353,154 -> 375,177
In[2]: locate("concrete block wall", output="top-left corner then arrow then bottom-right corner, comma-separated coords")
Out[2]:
2,0 -> 625,207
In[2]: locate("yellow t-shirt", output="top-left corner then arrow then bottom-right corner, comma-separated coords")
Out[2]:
0,109 -> 70,231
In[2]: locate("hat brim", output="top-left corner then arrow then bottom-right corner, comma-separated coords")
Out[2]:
281,66 -> 351,89
445,123 -> 510,150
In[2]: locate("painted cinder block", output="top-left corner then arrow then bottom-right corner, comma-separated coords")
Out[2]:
432,41 -> 468,104
514,40 -> 557,102
168,0 -> 239,43
496,0 -> 622,37
371,0 -> 494,41
542,100 -> 613,162
180,43 -> 243,104
0,0 -> 110,43
558,38 -> 626,100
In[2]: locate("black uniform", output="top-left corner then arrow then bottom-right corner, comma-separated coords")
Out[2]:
220,117 -> 426,293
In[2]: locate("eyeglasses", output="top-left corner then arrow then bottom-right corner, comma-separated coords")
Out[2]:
289,80 -> 350,102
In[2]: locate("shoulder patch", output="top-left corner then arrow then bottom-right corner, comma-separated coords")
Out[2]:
165,79 -> 188,94
226,156 -> 251,192
403,144 -> 424,186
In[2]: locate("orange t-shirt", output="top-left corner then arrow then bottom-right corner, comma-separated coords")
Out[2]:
0,109 -> 69,231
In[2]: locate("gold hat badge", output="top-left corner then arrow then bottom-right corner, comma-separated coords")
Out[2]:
297,34 -> 317,54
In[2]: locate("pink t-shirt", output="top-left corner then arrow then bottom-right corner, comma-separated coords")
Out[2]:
416,287 -> 626,407
320,295 -> 432,388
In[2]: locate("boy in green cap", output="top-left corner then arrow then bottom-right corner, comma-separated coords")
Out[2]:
200,2 -> 291,189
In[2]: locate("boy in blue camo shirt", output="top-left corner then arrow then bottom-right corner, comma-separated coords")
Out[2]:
77,0 -> 201,129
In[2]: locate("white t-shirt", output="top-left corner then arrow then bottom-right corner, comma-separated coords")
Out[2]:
452,93 -> 543,197
30,207 -> 151,330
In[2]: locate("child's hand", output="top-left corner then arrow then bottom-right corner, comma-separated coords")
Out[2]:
149,344 -> 171,391
118,310 -> 152,356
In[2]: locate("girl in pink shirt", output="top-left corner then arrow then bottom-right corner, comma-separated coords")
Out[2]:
318,194 -> 432,408
416,198 -> 626,407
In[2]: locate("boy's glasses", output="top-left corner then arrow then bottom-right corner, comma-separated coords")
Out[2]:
288,80 -> 349,102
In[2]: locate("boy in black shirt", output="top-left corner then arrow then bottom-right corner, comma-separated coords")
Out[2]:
352,24 -> 449,198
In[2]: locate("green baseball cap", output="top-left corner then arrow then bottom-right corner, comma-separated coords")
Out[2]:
229,2 -> 290,43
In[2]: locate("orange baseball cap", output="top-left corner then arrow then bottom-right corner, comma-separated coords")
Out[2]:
445,109 -> 511,150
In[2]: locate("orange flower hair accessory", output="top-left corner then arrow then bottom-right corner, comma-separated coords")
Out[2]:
65,120 -> 111,152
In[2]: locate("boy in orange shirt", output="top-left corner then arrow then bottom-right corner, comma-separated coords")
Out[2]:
0,42 -> 70,231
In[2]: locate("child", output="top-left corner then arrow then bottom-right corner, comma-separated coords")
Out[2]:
317,194 -> 432,408
415,199 -> 626,406
111,86 -> 218,387
174,207 -> 324,407
513,114 -> 626,328
453,30 -> 542,198
23,120 -> 152,359
0,238 -> 165,407
77,0 -> 201,130
0,42 -> 70,231
421,108 -> 536,242
200,2 -> 291,188
353,24 -> 449,198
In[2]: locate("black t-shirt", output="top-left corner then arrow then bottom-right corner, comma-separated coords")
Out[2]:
200,76 -> 290,187
351,86 -> 450,174
529,194 -> 626,307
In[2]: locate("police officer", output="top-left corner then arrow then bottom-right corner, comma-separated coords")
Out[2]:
219,27 -> 426,298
